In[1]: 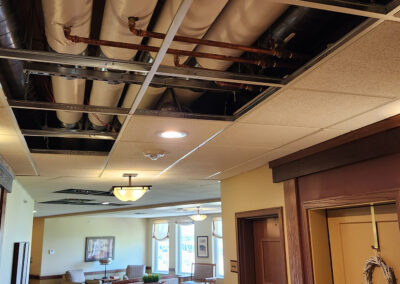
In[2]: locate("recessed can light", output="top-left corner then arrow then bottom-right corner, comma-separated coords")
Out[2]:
158,130 -> 187,139
102,202 -> 110,205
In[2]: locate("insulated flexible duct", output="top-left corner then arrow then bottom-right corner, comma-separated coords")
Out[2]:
118,0 -> 228,124
42,0 -> 93,128
0,0 -> 25,99
196,0 -> 288,71
88,0 -> 157,129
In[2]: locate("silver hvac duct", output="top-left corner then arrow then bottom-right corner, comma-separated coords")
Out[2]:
118,0 -> 228,124
42,0 -> 93,128
0,0 -> 26,99
88,0 -> 157,130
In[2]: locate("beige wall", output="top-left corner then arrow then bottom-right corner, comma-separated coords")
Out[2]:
0,180 -> 34,283
220,165 -> 290,284
38,216 -> 147,276
146,214 -> 220,273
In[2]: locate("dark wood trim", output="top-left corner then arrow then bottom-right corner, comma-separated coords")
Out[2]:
0,187 -> 7,248
283,180 -> 305,284
235,207 -> 282,219
270,113 -> 400,168
29,274 -> 63,280
271,126 -> 400,182
236,207 -> 288,284
303,188 -> 399,210
29,268 -> 127,280
397,191 -> 400,230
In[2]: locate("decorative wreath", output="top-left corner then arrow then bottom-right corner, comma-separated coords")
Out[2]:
363,256 -> 397,284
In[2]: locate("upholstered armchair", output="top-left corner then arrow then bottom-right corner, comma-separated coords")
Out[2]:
182,263 -> 215,284
63,269 -> 102,284
123,265 -> 146,281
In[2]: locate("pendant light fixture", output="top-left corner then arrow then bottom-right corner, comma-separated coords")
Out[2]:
190,206 -> 207,221
111,174 -> 151,202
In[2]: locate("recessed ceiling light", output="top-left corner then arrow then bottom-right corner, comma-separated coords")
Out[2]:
158,130 -> 187,139
102,202 -> 110,205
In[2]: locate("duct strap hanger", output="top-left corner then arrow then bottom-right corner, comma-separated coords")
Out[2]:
370,204 -> 380,254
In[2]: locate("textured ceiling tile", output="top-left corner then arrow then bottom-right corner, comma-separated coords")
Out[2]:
331,99 -> 400,130
0,135 -> 26,154
209,122 -> 318,149
293,21 -> 400,98
32,154 -> 107,177
282,128 -> 349,150
107,141 -> 192,171
240,88 -> 390,128
1,154 -> 35,176
169,145 -> 273,179
120,115 -> 230,145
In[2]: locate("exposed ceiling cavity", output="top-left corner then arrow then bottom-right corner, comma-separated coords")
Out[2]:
0,0 -> 380,154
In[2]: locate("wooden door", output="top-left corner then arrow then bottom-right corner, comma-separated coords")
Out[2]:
328,204 -> 400,284
253,217 -> 286,284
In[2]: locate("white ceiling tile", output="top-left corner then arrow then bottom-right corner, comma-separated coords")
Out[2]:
209,122 -> 318,149
293,21 -> 400,98
0,135 -> 26,154
0,108 -> 18,135
282,128 -> 348,150
240,88 -> 390,128
107,141 -> 193,171
1,154 -> 35,176
119,115 -> 231,145
331,99 -> 400,130
32,154 -> 107,177
169,145 -> 272,179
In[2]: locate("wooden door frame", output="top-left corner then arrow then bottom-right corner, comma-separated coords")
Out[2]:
0,186 -> 7,247
235,207 -> 288,284
284,180 -> 400,284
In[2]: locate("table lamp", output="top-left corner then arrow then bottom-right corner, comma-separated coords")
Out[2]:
99,258 -> 112,279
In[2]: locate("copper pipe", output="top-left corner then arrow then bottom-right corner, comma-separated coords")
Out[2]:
214,81 -> 255,91
128,17 -> 293,59
64,28 -> 266,67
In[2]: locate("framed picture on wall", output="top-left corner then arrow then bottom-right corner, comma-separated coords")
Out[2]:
85,236 -> 115,262
197,236 -> 209,258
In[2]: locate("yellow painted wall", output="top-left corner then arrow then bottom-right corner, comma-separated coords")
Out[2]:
0,180 -> 34,283
220,165 -> 290,284
39,216 -> 147,276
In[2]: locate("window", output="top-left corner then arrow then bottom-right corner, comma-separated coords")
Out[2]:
212,218 -> 224,278
177,223 -> 195,274
153,222 -> 169,273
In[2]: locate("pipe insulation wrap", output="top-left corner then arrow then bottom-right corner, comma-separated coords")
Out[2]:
196,0 -> 289,71
120,0 -> 228,122
42,0 -> 93,54
51,76 -> 85,126
42,0 -> 93,127
89,0 -> 157,128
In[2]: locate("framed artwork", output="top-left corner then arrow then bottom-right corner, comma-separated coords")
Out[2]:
197,236 -> 209,258
85,236 -> 115,262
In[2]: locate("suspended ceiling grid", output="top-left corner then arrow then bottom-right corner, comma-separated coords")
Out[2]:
0,0 -> 400,216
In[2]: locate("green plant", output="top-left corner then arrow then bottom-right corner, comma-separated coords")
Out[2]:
142,274 -> 160,283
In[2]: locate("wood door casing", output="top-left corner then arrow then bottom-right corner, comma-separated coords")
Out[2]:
236,207 -> 288,284
328,204 -> 400,284
253,218 -> 286,284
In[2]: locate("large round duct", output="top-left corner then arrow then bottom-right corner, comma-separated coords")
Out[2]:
88,0 -> 157,129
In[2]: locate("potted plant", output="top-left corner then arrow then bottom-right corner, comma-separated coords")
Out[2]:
143,274 -> 160,284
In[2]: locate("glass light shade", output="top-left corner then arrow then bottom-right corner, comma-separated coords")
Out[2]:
189,214 -> 207,221
113,186 -> 150,202
158,130 -> 187,139
99,258 -> 112,265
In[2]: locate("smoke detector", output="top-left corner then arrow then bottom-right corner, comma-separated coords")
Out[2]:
144,151 -> 166,161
